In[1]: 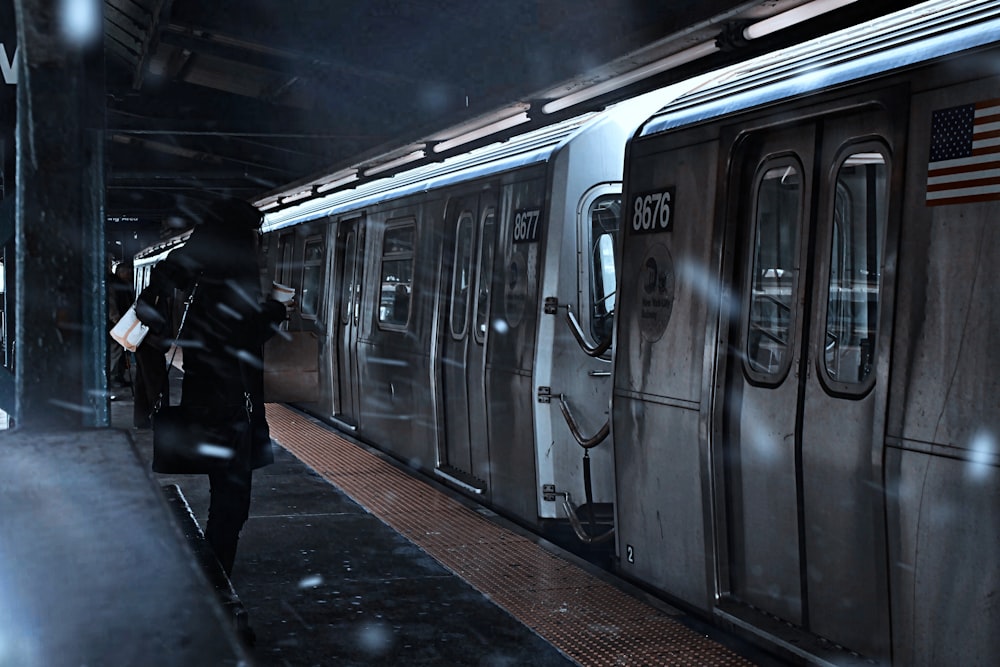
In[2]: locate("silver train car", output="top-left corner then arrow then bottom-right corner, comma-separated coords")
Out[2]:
258,84 -> 705,543
612,1 -> 999,664
135,1 -> 999,663
133,230 -> 191,307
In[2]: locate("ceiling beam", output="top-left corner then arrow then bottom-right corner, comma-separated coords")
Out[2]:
159,22 -> 461,90
108,134 -> 301,178
132,0 -> 175,89
104,88 -> 391,138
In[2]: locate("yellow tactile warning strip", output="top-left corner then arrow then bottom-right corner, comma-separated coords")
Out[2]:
267,404 -> 754,667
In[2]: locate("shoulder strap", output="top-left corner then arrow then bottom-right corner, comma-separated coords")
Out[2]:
152,281 -> 199,416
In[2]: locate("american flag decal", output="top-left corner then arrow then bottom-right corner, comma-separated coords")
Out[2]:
926,99 -> 1000,206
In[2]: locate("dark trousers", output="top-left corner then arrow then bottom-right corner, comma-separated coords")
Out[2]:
109,338 -> 122,376
205,466 -> 254,576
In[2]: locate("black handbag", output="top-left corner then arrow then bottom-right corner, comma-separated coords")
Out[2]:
152,405 -> 234,474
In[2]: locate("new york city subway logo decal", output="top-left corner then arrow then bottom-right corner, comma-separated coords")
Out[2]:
630,187 -> 675,234
637,243 -> 674,342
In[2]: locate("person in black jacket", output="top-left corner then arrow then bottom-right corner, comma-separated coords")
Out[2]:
138,197 -> 290,576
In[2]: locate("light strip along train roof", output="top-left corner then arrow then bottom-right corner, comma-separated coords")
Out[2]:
260,74 -> 716,233
640,0 -> 1000,137
261,112 -> 595,232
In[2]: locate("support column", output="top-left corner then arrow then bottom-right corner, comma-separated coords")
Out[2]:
14,0 -> 106,429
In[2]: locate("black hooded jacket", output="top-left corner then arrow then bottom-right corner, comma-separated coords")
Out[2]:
138,201 -> 286,470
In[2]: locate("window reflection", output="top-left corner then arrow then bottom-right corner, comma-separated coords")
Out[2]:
474,209 -> 496,342
824,152 -> 887,387
277,232 -> 294,284
450,213 -> 475,337
378,222 -> 415,327
589,195 -> 620,343
746,162 -> 801,378
300,237 -> 323,319
341,231 -> 356,325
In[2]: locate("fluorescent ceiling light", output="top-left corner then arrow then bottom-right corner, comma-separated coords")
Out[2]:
363,150 -> 426,177
316,170 -> 359,193
542,40 -> 720,115
744,0 -> 859,40
281,188 -> 313,204
429,104 -> 531,142
432,112 -> 531,153
254,195 -> 281,208
258,200 -> 280,211
368,143 -> 427,163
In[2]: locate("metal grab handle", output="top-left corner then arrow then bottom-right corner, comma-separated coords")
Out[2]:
557,394 -> 609,449
557,491 -> 615,545
565,306 -> 612,358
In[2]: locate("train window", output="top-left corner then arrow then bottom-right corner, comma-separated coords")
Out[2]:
745,159 -> 802,381
377,221 -> 414,328
299,236 -> 323,320
822,151 -> 887,391
589,196 -> 620,342
450,212 -> 475,338
474,208 -> 496,343
341,231 -> 357,325
277,232 -> 294,283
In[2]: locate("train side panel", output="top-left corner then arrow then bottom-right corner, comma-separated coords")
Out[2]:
485,171 -> 548,523
355,198 -> 442,470
887,67 -> 1000,666
613,131 -> 721,610
533,118 -> 629,523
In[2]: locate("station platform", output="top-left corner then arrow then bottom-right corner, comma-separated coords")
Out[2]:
111,379 -> 780,666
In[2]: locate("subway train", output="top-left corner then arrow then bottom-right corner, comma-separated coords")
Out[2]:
256,79 -> 714,545
136,1 -> 999,664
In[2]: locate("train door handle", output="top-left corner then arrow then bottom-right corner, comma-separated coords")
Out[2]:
565,306 -> 612,357
556,393 -> 610,449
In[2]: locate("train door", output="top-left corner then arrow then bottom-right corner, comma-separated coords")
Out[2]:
719,106 -> 896,659
468,196 -> 498,484
333,217 -> 365,428
437,190 -> 496,492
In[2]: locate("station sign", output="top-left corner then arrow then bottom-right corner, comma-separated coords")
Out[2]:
106,215 -> 160,226
1,1 -> 16,199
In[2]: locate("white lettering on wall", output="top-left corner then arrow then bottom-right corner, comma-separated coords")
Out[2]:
1,44 -> 18,85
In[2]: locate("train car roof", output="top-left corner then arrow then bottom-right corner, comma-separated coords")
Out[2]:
261,77 -> 709,233
133,229 -> 192,264
638,0 -> 1000,139
261,112 -> 592,231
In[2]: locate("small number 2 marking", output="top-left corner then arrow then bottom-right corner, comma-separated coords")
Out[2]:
626,544 -> 635,564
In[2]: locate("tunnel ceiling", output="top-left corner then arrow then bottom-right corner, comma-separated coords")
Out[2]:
102,0 -> 926,223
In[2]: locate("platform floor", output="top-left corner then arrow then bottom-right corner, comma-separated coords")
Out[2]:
113,379 -> 778,666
